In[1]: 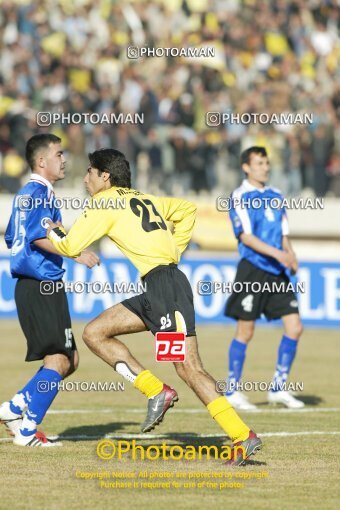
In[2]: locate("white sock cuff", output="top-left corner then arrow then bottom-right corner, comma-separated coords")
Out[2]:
114,362 -> 137,383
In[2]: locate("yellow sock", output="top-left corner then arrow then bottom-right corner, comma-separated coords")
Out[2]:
133,370 -> 163,398
207,396 -> 250,443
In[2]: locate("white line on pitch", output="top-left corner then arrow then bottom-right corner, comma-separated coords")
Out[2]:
1,430 -> 340,443
104,431 -> 340,439
47,407 -> 340,415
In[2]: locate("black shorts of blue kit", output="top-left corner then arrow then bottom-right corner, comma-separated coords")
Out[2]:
15,277 -> 76,361
225,259 -> 299,321
121,264 -> 196,336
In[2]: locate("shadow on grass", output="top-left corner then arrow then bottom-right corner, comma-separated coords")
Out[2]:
59,421 -> 138,441
298,395 -> 323,406
57,429 -> 266,464
255,394 -> 323,407
243,459 -> 267,466
58,427 -> 230,451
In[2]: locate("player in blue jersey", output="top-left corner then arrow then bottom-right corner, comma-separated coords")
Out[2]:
224,146 -> 304,410
0,134 -> 99,447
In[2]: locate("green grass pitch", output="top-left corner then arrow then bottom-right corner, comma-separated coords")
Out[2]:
0,321 -> 339,510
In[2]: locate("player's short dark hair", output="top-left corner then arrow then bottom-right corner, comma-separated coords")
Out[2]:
88,148 -> 131,188
25,134 -> 62,170
241,146 -> 268,166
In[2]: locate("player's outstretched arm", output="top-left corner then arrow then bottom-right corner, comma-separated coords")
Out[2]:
157,197 -> 197,253
46,205 -> 113,258
74,250 -> 100,268
240,233 -> 296,269
33,238 -> 100,268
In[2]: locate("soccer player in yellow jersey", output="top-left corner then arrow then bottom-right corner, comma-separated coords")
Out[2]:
47,149 -> 262,465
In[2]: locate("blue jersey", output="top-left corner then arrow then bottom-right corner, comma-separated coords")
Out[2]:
5,174 -> 64,281
229,179 -> 289,275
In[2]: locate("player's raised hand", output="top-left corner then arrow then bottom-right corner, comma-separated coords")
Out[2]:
75,250 -> 100,268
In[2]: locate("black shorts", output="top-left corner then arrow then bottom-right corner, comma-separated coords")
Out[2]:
225,259 -> 299,321
15,277 -> 76,361
122,264 -> 196,336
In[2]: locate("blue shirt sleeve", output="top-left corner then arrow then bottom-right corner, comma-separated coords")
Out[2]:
228,191 -> 253,238
5,213 -> 14,249
5,195 -> 18,248
229,207 -> 244,238
25,190 -> 62,243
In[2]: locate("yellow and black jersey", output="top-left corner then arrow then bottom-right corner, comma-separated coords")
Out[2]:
48,187 -> 197,277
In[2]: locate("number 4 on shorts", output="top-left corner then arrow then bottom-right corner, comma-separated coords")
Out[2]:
241,295 -> 254,312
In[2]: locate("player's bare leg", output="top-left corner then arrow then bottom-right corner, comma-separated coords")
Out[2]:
44,352 -> 77,377
173,335 -> 262,464
173,336 -> 217,404
82,304 -> 178,431
268,313 -> 304,408
235,320 -> 255,344
63,350 -> 79,378
82,303 -> 147,371
282,313 -> 303,341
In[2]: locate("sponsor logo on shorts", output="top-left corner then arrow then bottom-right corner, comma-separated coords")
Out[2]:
155,332 -> 185,362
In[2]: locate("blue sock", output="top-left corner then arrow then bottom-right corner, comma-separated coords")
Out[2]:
20,368 -> 62,436
226,339 -> 247,396
272,336 -> 298,392
10,366 -> 44,415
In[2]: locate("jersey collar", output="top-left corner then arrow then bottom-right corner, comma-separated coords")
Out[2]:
242,179 -> 268,193
30,173 -> 54,192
